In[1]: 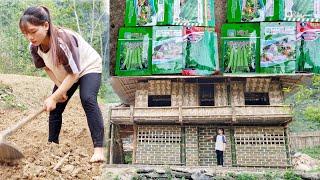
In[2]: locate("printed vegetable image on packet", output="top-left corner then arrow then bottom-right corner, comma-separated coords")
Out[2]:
283,0 -> 320,22
296,22 -> 320,74
260,22 -> 296,74
183,27 -> 219,75
152,26 -> 185,74
116,27 -> 153,76
172,0 -> 215,26
221,23 -> 260,74
227,0 -> 282,22
125,0 -> 158,26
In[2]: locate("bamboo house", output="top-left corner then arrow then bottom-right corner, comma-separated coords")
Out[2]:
107,75 -> 309,167
108,1 -> 312,167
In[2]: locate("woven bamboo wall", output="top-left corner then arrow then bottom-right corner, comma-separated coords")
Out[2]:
172,82 -> 184,107
231,81 -> 245,106
245,78 -> 271,93
134,79 -> 285,107
290,131 -> 320,150
148,80 -> 171,95
135,82 -> 148,107
269,81 -> 284,105
183,83 -> 199,106
214,83 -> 228,106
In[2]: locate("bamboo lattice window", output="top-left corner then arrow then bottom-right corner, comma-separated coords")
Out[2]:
137,131 -> 181,143
235,134 -> 285,145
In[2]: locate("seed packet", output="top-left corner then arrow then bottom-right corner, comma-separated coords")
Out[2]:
116,27 -> 153,76
172,0 -> 215,27
282,0 -> 320,22
296,22 -> 320,73
260,22 -> 296,74
227,0 -> 282,22
152,26 -> 185,74
221,23 -> 260,74
183,27 -> 219,75
125,0 -> 158,26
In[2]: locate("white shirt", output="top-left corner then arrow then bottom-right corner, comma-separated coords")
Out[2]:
215,135 -> 226,151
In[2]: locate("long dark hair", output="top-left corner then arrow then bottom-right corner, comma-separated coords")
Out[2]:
19,6 -> 64,66
218,128 -> 225,135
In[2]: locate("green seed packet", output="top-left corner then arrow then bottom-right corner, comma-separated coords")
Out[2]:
260,22 -> 296,74
152,26 -> 185,74
156,0 -> 173,25
296,22 -> 320,74
282,0 -> 320,22
227,0 -> 282,22
221,23 -> 260,74
125,0 -> 158,26
184,27 -> 219,75
115,27 -> 153,76
171,0 -> 215,27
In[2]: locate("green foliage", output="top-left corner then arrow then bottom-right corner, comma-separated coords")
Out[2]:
263,171 -> 282,180
283,171 -> 302,180
235,173 -> 258,180
0,0 -> 107,76
165,168 -> 174,180
0,0 -> 118,104
304,106 -> 320,123
300,146 -> 320,160
285,75 -> 320,132
0,83 -> 26,110
124,151 -> 132,164
97,79 -> 121,104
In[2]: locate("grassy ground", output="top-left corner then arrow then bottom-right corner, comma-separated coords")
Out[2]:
300,146 -> 320,160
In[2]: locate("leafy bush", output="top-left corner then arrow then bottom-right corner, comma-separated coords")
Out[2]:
283,171 -> 302,180
235,173 -> 258,180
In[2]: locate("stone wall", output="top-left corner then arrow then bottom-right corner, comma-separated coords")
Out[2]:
185,126 -> 199,166
234,127 -> 289,167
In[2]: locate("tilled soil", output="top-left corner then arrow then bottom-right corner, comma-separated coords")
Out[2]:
0,74 -> 106,179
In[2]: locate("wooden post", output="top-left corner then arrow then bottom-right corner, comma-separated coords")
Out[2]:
179,105 -> 183,125
130,105 -> 134,123
105,107 -> 111,163
109,123 -> 114,164
132,124 -> 137,164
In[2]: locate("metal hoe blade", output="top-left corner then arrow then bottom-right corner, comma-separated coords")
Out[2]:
0,142 -> 24,162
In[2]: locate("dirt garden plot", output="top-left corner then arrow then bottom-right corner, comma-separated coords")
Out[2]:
0,74 -> 107,179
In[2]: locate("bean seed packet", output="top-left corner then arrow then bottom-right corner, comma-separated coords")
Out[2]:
116,27 -> 153,76
221,23 -> 260,74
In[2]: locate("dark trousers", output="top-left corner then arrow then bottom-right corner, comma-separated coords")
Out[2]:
216,150 -> 224,166
48,73 -> 104,147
